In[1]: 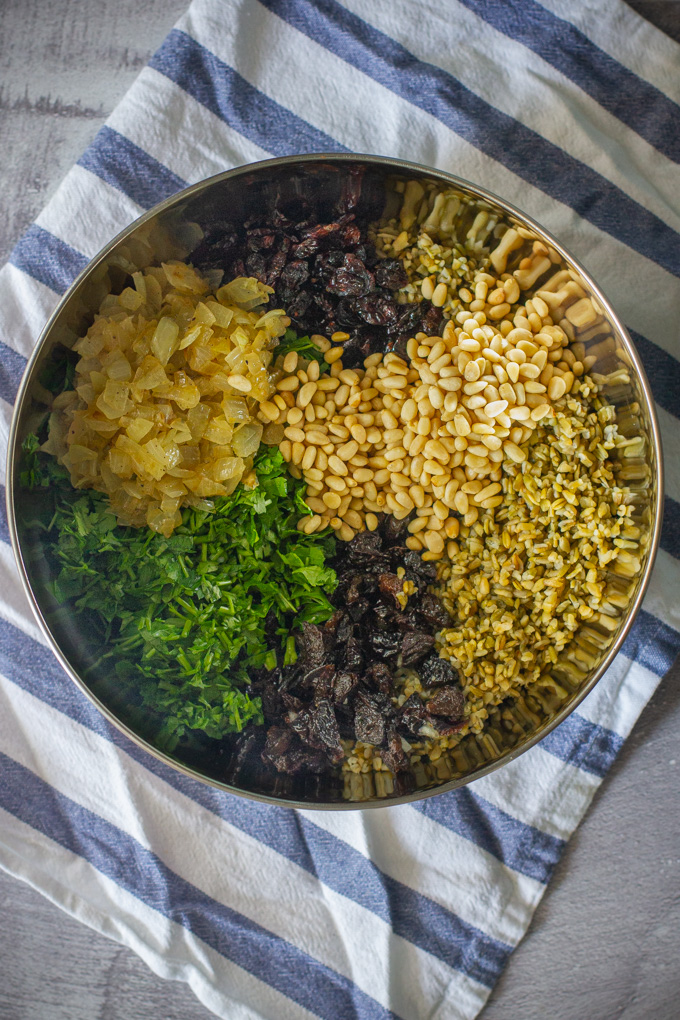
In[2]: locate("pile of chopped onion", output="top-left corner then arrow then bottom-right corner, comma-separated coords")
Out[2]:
47,263 -> 289,536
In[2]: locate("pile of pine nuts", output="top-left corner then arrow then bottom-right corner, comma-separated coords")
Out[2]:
259,258 -> 601,559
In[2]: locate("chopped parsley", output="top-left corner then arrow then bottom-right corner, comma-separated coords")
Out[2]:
273,328 -> 329,370
24,440 -> 337,751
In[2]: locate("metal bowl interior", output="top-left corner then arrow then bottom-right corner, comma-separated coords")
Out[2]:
6,155 -> 662,808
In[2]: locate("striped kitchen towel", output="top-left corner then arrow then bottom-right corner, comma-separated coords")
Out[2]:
1,1 -> 679,1017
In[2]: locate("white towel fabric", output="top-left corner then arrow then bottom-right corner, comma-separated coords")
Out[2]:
1,2 -> 679,1017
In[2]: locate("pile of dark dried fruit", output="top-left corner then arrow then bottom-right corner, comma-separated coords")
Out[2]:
191,172 -> 443,367
247,515 -> 464,775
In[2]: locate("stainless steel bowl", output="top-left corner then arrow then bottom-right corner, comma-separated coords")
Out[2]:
6,154 -> 663,808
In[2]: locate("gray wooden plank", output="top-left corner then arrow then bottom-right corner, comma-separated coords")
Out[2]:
0,868 -> 215,1020
1,1 -> 679,1019
0,0 -> 188,265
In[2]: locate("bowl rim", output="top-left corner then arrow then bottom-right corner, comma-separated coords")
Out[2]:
5,152 -> 664,810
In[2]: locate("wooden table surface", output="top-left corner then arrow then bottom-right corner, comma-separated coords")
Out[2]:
1,2 -> 679,1017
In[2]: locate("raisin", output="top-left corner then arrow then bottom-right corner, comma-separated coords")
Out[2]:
307,699 -> 344,764
367,628 -> 401,659
343,636 -> 365,673
303,664 -> 336,700
333,671 -> 360,705
419,653 -> 459,687
279,259 -> 309,292
400,630 -> 435,666
380,726 -> 410,773
378,572 -> 404,608
326,253 -> 375,297
417,594 -> 452,630
347,530 -> 384,561
429,716 -> 465,737
297,622 -> 326,669
354,692 -> 386,746
402,550 -> 438,583
427,686 -> 465,720
398,694 -> 429,738
347,598 -> 370,622
365,662 -> 393,694
381,514 -> 410,546
351,293 -> 398,326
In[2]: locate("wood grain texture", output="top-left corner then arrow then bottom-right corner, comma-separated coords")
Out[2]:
0,1 -> 679,1018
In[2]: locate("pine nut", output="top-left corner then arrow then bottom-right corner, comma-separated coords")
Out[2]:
328,455 -> 348,476
531,403 -> 551,421
421,277 -> 435,301
227,374 -> 251,392
504,441 -> 526,463
548,376 -> 566,400
260,400 -> 279,421
454,490 -> 469,514
301,446 -> 316,471
381,375 -> 409,390
282,351 -> 299,373
297,381 -> 318,407
423,530 -> 444,554
346,510 -> 367,534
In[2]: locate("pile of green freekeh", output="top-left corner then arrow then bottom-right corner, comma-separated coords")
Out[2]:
23,333 -> 338,752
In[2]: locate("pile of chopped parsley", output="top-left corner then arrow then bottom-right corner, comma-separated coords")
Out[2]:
24,439 -> 337,751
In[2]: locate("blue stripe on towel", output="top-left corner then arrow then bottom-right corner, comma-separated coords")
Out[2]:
630,329 -> 680,421
534,616 -> 678,776
0,493 -> 9,545
78,125 -> 187,209
0,752 -> 397,1020
455,0 -> 680,164
150,29 -> 349,157
621,608 -> 680,679
539,712 -> 623,778
661,497 -> 680,561
0,615 -> 512,988
260,0 -> 680,278
0,344 -> 26,406
412,788 -> 565,884
9,225 -> 89,296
